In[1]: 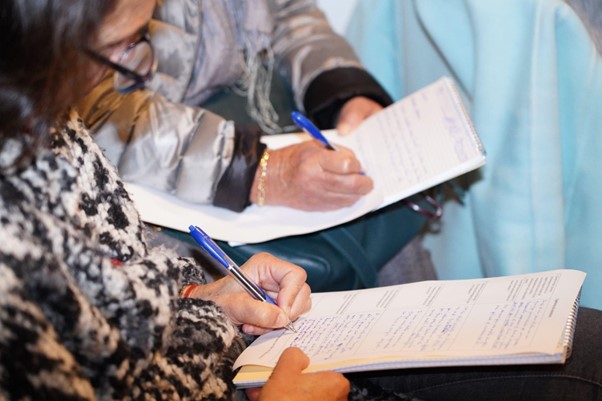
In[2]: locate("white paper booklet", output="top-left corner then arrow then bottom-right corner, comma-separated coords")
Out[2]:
233,269 -> 585,388
126,77 -> 485,243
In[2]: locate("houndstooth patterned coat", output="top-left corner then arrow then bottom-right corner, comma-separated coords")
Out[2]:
0,113 -> 243,400
0,112 -> 418,401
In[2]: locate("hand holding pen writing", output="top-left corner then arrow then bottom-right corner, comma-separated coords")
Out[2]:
188,226 -> 311,335
249,113 -> 373,210
335,96 -> 384,135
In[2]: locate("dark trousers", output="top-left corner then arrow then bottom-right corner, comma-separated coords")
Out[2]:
350,307 -> 602,401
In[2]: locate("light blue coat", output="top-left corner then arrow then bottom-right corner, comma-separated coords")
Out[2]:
347,0 -> 602,309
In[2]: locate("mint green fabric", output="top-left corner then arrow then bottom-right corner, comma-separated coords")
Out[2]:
347,0 -> 602,309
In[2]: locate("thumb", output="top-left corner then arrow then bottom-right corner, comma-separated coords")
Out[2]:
337,111 -> 363,135
270,347 -> 309,378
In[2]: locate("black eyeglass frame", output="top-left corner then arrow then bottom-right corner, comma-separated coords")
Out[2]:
85,34 -> 155,93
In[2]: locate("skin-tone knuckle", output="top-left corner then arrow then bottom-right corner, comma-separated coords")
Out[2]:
342,194 -> 360,206
255,251 -> 272,261
342,159 -> 354,173
293,265 -> 307,281
304,286 -> 312,301
332,374 -> 350,392
345,158 -> 359,174
259,307 -> 279,327
359,181 -> 372,194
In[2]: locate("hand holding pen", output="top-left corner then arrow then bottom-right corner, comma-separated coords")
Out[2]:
189,225 -> 309,333
291,111 -> 339,151
248,111 -> 373,210
292,111 -> 368,176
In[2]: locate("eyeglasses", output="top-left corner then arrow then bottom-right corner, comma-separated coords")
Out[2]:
86,34 -> 157,93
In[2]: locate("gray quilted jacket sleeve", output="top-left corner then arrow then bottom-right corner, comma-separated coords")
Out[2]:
271,0 -> 364,107
271,1 -> 393,128
78,77 -> 235,205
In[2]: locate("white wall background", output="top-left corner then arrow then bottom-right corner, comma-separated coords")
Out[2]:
316,0 -> 359,34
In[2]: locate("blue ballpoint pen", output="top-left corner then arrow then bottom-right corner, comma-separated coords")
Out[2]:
292,110 -> 366,175
188,225 -> 297,332
291,111 -> 338,151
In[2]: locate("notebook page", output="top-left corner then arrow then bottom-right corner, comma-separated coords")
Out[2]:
233,270 -> 585,373
341,77 -> 485,207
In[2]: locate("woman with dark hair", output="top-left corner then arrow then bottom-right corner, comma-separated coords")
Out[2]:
1,1 -> 601,400
0,1 -> 108,140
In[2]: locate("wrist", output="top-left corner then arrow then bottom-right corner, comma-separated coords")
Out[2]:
251,148 -> 270,206
213,126 -> 266,212
180,281 -> 223,302
179,284 -> 200,298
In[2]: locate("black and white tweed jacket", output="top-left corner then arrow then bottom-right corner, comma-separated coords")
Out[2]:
0,113 -> 243,400
0,113 -> 419,401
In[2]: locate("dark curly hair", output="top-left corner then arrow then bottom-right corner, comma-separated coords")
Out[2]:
0,0 -> 118,163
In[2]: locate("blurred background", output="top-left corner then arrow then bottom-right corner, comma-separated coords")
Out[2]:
317,0 -> 357,34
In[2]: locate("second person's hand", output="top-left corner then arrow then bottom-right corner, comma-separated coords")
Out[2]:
250,140 -> 373,211
336,96 -> 384,135
246,347 -> 350,401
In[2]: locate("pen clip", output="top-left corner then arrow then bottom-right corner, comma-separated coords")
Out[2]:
188,225 -> 229,268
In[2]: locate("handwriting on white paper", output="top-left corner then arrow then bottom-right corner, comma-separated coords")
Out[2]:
233,270 -> 576,370
346,78 -> 482,204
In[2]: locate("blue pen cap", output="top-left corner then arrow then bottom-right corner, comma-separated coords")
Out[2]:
291,111 -> 337,151
188,225 -> 229,268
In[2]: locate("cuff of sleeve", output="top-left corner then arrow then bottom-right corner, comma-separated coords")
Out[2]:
213,125 -> 266,212
303,67 -> 393,129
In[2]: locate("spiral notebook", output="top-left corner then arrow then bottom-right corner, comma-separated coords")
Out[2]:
233,269 -> 584,388
127,77 -> 486,244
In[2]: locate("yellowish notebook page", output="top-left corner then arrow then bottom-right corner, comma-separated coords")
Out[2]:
233,270 -> 585,373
